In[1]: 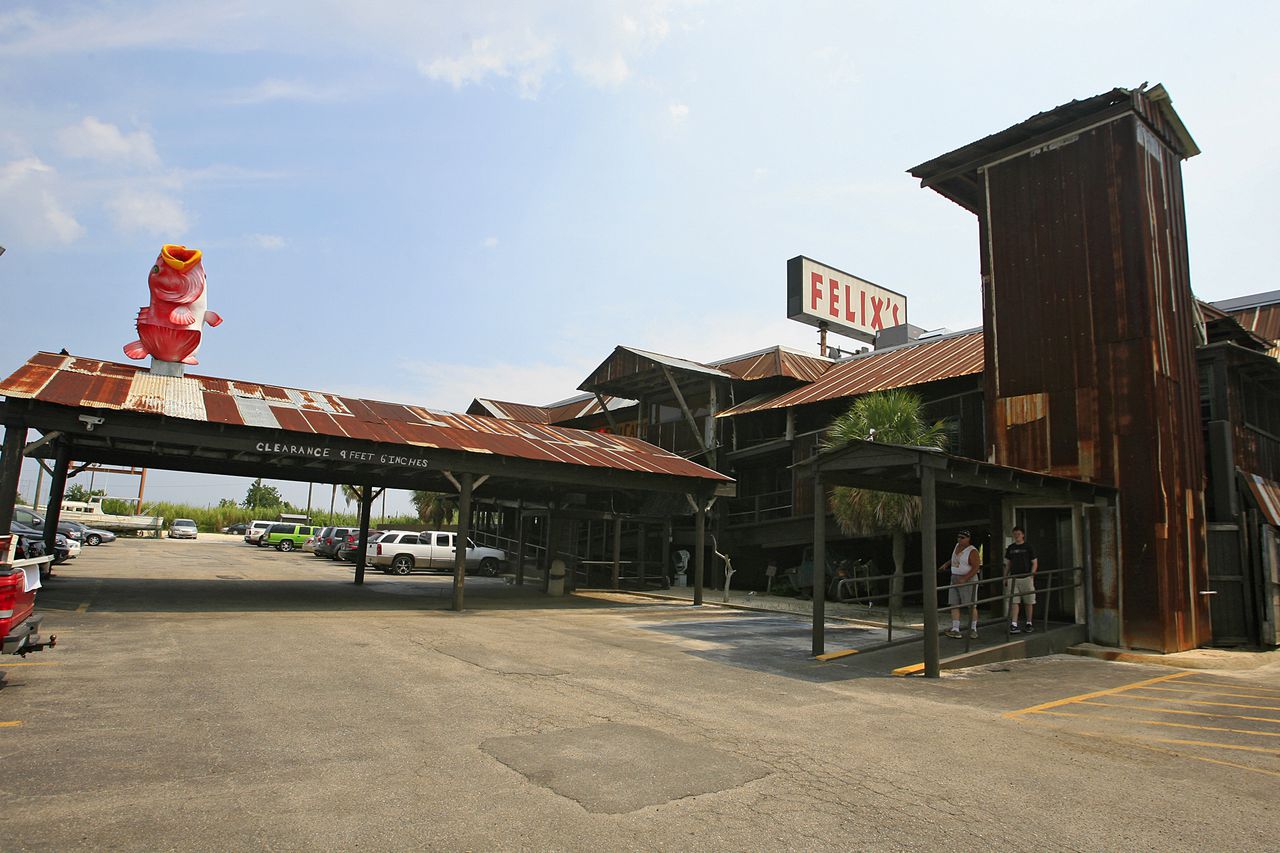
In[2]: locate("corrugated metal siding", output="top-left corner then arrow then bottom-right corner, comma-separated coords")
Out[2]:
1227,304 -> 1280,347
0,353 -> 730,483
714,347 -> 832,383
716,331 -> 984,417
980,103 -> 1208,652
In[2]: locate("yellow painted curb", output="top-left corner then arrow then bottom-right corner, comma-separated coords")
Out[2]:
815,649 -> 859,661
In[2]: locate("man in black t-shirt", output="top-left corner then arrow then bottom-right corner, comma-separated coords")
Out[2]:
1004,526 -> 1038,633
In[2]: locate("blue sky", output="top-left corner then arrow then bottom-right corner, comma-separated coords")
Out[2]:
3,1 -> 1277,515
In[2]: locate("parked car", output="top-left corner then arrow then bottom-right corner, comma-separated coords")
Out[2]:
302,535 -> 318,554
168,519 -> 198,539
261,523 -> 319,552
314,527 -> 353,559
14,506 -> 87,544
11,522 -> 70,573
244,520 -> 274,545
222,522 -> 248,535
62,520 -> 116,546
367,530 -> 507,576
2,534 -> 56,657
336,530 -> 384,562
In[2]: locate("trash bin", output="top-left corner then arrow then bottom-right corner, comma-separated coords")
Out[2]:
548,559 -> 566,595
673,571 -> 687,587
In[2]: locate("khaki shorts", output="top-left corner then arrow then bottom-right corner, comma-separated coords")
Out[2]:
1006,575 -> 1036,605
948,577 -> 976,607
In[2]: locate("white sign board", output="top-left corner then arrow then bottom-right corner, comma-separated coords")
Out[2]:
786,256 -> 907,344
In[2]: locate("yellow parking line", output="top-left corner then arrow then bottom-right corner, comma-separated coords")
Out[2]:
0,721 -> 22,727
1178,680 -> 1280,697
1032,709 -> 1280,738
892,662 -> 925,677
1139,684 -> 1280,701
1004,671 -> 1193,718
0,661 -> 60,667
1109,693 -> 1280,713
1139,736 -> 1280,756
1075,731 -> 1280,779
816,649 -> 859,661
1082,699 -> 1280,725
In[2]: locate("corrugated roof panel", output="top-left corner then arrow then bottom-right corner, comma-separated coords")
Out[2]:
717,330 -> 985,417
234,395 -> 282,429
202,390 -> 242,425
0,352 -> 732,484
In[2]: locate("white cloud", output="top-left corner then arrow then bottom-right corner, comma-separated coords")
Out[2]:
482,236 -> 499,249
419,34 -> 556,98
249,233 -> 286,250
669,102 -> 690,122
0,157 -> 85,246
574,53 -> 631,89
56,117 -> 160,167
226,78 -> 347,105
106,190 -> 190,236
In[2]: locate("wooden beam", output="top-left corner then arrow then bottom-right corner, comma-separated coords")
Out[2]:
661,366 -> 708,456
812,472 -> 825,656
921,466 -> 939,678
594,393 -> 620,432
452,472 -> 474,611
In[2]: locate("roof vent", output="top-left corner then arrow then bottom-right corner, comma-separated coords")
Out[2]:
875,323 -> 926,350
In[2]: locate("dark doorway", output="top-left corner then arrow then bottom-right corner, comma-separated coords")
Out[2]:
1018,507 -> 1074,623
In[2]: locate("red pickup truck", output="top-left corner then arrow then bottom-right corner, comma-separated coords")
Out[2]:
1,535 -> 57,656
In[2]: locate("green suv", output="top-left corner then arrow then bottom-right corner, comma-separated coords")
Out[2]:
261,523 -> 317,552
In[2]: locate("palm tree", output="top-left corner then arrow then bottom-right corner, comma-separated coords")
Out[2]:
340,484 -> 362,511
411,491 -> 455,527
824,390 -> 949,611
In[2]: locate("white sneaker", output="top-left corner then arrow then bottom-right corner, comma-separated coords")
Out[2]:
968,628 -> 979,639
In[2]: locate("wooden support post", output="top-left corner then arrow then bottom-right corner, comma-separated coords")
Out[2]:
611,515 -> 622,590
637,520 -> 647,586
136,467 -> 147,514
354,486 -> 373,586
694,499 -> 706,606
661,517 -> 672,586
921,466 -> 940,678
594,393 -> 620,433
514,501 -> 526,586
812,471 -> 826,656
0,421 -> 28,532
704,381 -> 719,468
42,441 -> 72,561
452,472 -> 474,611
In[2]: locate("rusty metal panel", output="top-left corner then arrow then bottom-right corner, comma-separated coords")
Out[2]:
978,100 -> 1207,652
714,346 -> 832,383
717,331 -> 983,417
0,352 -> 732,484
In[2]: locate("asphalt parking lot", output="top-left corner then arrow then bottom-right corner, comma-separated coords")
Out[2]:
2,536 -> 1277,850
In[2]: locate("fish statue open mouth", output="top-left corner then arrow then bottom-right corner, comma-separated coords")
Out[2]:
123,244 -> 222,366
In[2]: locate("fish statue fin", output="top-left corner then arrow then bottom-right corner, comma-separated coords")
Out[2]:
123,340 -> 149,360
182,356 -> 199,365
205,310 -> 223,327
169,305 -> 196,326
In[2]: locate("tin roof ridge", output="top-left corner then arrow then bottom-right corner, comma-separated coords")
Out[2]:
1211,290 -> 1280,312
834,326 -> 982,361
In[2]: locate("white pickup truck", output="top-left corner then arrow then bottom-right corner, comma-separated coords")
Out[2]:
367,530 -> 506,576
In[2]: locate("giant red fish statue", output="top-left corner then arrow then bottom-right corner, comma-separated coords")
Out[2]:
123,244 -> 222,366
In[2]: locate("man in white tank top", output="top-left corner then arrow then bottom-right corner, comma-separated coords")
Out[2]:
939,530 -> 980,639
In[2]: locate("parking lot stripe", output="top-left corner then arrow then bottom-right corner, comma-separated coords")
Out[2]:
1074,731 -> 1280,779
1082,699 -> 1280,725
815,649 -> 859,661
1138,736 -> 1280,756
1177,679 -> 1280,695
1003,671 -> 1193,717
1033,709 -> 1280,738
1138,684 -> 1280,701
892,662 -> 925,677
1111,693 -> 1280,713
0,661 -> 60,667
0,721 -> 21,727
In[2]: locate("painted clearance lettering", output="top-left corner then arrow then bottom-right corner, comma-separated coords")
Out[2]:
254,441 -> 429,469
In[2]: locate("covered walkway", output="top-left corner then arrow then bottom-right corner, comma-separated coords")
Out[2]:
0,352 -> 734,609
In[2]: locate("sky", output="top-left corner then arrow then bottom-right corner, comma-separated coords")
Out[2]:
3,1 -> 1277,516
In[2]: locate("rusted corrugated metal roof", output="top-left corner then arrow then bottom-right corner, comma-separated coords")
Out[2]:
712,346 -> 833,383
1244,473 -> 1280,527
0,353 -> 731,483
468,393 -> 630,425
716,330 -> 983,417
1226,304 -> 1280,346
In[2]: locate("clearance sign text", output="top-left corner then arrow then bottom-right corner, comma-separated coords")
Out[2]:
786,255 -> 907,344
254,441 -> 432,469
